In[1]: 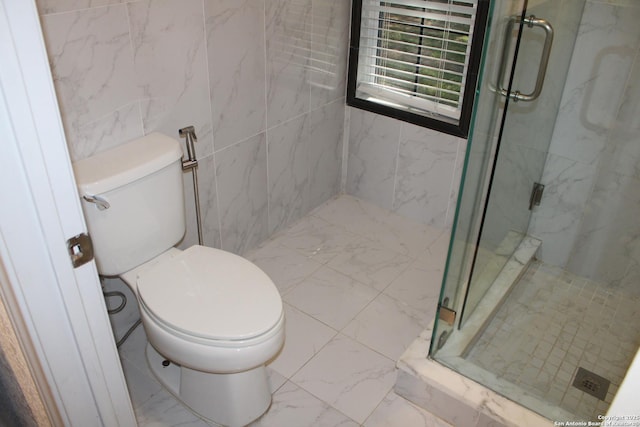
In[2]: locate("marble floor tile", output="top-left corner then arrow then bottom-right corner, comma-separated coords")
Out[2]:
266,368 -> 287,393
120,330 -> 215,425
312,195 -> 441,258
119,324 -> 150,371
276,215 -> 361,264
115,195 -> 447,426
291,334 -> 397,424
250,381 -> 358,427
311,193 -> 391,226
284,266 -> 379,330
383,260 -> 442,318
268,304 -> 337,378
412,230 -> 450,271
120,358 -> 163,412
343,293 -> 426,360
134,385 -> 213,427
327,237 -> 413,292
246,240 -> 323,296
363,391 -> 453,427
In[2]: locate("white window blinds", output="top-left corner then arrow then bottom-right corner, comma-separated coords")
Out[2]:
355,0 -> 478,121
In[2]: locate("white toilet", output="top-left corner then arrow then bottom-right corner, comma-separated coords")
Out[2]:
73,132 -> 285,427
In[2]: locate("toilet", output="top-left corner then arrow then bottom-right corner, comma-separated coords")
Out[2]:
73,132 -> 285,427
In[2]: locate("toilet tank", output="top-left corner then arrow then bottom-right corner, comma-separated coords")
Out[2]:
73,133 -> 186,276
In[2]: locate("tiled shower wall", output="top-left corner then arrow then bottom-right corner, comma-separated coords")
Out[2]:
37,0 -> 350,255
529,0 -> 640,293
480,0 -> 584,251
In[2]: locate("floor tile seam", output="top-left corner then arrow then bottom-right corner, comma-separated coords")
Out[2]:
315,264 -> 401,336
280,273 -> 417,362
274,260 -> 325,299
327,247 -> 417,299
269,377 -> 292,396
266,371 -> 366,424
283,280 -> 380,338
282,375 -> 364,426
286,336 -> 396,426
130,330 -> 355,426
358,388 -> 400,427
338,330 -> 400,369
375,287 -> 433,328
281,291 -> 348,330
269,314 -> 340,380
283,303 -> 340,342
294,331 -> 396,378
280,263 -> 382,324
359,390 -> 395,427
320,263 -> 388,296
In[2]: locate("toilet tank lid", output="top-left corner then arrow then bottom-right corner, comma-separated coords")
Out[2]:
73,132 -> 183,196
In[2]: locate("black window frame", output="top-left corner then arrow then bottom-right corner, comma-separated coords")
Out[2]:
347,0 -> 490,138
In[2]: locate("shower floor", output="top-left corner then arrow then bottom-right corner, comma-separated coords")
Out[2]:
467,260 -> 640,421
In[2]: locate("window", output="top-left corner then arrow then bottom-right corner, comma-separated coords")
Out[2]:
347,0 -> 489,137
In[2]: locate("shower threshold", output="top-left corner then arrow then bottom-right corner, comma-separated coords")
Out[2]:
395,235 -> 576,425
438,235 -> 541,360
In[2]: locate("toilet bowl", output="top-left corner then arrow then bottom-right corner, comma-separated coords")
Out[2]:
122,246 -> 284,374
73,133 -> 285,426
121,246 -> 284,426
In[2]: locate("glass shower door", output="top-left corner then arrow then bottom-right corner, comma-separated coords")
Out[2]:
459,5 -> 557,327
433,0 -> 587,406
430,0 -> 528,354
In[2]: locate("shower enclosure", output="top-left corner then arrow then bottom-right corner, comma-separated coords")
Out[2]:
430,0 -> 640,422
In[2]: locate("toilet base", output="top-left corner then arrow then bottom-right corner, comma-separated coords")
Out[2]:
146,343 -> 272,426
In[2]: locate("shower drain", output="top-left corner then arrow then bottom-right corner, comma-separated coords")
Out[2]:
572,367 -> 610,401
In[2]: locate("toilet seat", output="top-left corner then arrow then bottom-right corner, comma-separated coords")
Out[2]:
136,245 -> 283,342
139,297 -> 285,347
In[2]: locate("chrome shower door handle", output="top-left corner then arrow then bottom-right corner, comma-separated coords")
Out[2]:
497,15 -> 554,103
514,15 -> 554,102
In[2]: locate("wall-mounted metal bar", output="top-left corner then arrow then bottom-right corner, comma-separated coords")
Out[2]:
179,126 -> 203,246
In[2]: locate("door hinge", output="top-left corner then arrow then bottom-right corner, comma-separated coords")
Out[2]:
66,233 -> 94,268
438,305 -> 457,326
529,182 -> 545,210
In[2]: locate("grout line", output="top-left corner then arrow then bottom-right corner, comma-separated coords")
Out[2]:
390,122 -> 402,212
123,4 -> 146,140
262,0 -> 272,238
199,0 -> 223,249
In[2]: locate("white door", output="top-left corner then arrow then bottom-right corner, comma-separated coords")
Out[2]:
0,1 -> 136,425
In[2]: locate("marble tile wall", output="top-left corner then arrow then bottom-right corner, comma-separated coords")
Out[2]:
345,107 -> 467,229
39,0 -> 475,259
529,0 -> 640,292
37,0 -> 350,339
481,0 -> 584,252
37,0 -> 350,256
